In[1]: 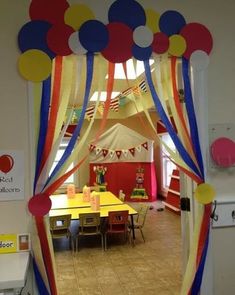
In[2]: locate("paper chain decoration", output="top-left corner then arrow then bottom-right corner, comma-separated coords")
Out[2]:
17,0 -> 213,82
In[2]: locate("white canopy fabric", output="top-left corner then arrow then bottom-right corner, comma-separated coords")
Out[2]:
89,123 -> 154,163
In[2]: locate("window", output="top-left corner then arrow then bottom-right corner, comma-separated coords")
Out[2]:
160,134 -> 176,191
50,139 -> 75,186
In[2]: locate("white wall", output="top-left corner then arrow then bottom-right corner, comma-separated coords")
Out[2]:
1,0 -> 235,294
0,0 -> 32,233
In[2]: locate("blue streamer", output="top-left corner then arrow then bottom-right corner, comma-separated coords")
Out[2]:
34,77 -> 51,193
182,58 -> 205,180
191,229 -> 210,295
33,257 -> 51,295
144,60 -> 203,179
44,53 -> 94,187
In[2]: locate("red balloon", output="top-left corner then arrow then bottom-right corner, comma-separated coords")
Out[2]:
0,155 -> 14,173
28,193 -> 52,217
180,22 -> 213,59
152,32 -> 169,54
101,22 -> 134,63
47,23 -> 74,56
29,0 -> 70,25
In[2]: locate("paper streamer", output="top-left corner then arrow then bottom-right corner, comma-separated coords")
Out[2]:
33,258 -> 50,295
45,53 -> 94,186
182,58 -> 205,180
35,216 -> 57,295
40,56 -> 63,174
190,228 -> 210,295
170,57 -> 199,169
144,60 -> 202,179
34,77 -> 51,192
45,56 -> 105,188
180,205 -> 204,295
132,62 -> 202,183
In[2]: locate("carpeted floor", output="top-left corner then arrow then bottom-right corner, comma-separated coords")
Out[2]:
53,201 -> 182,295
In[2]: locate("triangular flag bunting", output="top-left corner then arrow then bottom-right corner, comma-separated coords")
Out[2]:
102,149 -> 108,158
136,145 -> 141,152
122,150 -> 128,157
110,150 -> 114,158
115,150 -> 122,159
96,147 -> 101,155
141,142 -> 148,150
89,144 -> 96,152
129,148 -> 135,157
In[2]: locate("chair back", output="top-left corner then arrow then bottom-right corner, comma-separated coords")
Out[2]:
108,210 -> 129,233
79,212 -> 101,235
136,205 -> 149,227
50,214 -> 72,233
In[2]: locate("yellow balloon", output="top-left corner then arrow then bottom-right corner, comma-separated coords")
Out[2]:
168,35 -> 186,57
194,183 -> 216,204
145,9 -> 160,33
64,4 -> 95,30
18,49 -> 52,82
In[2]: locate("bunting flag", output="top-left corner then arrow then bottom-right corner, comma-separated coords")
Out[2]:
85,105 -> 95,120
122,87 -> 133,97
110,96 -> 120,112
97,102 -> 104,116
102,149 -> 108,158
89,141 -> 149,159
115,150 -> 122,159
89,144 -> 95,152
138,79 -> 148,93
129,148 -> 135,157
141,142 -> 148,150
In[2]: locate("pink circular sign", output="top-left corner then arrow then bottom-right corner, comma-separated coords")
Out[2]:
210,137 -> 235,168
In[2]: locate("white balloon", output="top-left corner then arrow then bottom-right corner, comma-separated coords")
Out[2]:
190,50 -> 209,72
133,26 -> 153,48
68,31 -> 87,55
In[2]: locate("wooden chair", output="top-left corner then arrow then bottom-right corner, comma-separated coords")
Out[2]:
49,214 -> 74,251
104,210 -> 130,250
131,204 -> 149,242
76,212 -> 103,251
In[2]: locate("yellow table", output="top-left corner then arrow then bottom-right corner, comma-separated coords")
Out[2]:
50,203 -> 137,219
49,204 -> 138,240
50,191 -> 123,210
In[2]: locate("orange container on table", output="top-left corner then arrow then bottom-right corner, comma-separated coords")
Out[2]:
67,184 -> 75,198
82,185 -> 91,202
90,191 -> 100,211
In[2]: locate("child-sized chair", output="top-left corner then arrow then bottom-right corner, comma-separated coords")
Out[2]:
104,210 -> 129,250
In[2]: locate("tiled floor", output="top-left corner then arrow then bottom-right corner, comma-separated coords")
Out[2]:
53,201 -> 182,295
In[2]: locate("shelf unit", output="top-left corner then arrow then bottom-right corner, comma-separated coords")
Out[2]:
162,169 -> 181,214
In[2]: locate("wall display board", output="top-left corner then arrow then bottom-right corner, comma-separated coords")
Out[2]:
0,233 -> 30,254
0,151 -> 24,201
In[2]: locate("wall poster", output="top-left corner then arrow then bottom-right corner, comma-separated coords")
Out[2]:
0,151 -> 24,201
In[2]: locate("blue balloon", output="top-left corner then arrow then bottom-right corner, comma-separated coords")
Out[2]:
79,20 -> 109,52
108,0 -> 146,30
159,10 -> 186,36
18,20 -> 55,59
132,44 -> 152,61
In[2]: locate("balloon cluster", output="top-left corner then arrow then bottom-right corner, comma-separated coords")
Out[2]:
18,0 -> 213,82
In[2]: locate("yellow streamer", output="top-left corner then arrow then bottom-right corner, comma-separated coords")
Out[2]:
44,55 -> 107,189
180,204 -> 204,295
160,56 -> 200,171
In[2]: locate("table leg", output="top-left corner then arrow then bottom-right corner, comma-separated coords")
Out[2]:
130,215 -> 135,241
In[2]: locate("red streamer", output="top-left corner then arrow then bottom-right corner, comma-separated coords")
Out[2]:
35,216 -> 57,295
40,56 -> 63,174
